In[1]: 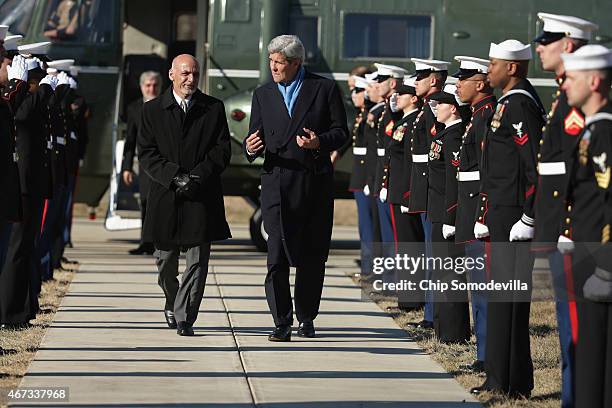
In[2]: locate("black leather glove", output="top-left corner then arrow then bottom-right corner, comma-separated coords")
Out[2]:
172,173 -> 190,191
172,174 -> 201,199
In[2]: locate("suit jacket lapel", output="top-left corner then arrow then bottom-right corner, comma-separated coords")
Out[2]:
285,74 -> 321,141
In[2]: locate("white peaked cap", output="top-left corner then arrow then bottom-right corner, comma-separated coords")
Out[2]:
352,76 -> 368,89
489,39 -> 532,61
455,55 -> 489,73
47,59 -> 75,71
18,41 -> 51,56
47,68 -> 58,75
561,44 -> 612,71
411,58 -> 450,72
365,71 -> 379,83
538,13 -> 598,40
443,83 -> 469,106
403,76 -> 416,87
0,25 -> 8,41
374,63 -> 408,78
3,35 -> 22,51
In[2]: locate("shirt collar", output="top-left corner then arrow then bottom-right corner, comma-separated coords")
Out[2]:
403,108 -> 419,118
444,118 -> 463,128
172,90 -> 192,108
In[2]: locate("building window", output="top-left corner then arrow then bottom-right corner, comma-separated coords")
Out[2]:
42,0 -> 113,43
176,13 -> 197,41
289,16 -> 319,63
343,13 -> 431,59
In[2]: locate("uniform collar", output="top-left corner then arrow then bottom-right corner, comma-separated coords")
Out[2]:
444,118 -> 463,129
471,94 -> 495,112
403,108 -> 419,118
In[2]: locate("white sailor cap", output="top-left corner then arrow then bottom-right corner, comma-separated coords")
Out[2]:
452,56 -> 489,78
561,44 -> 612,71
535,13 -> 598,43
374,63 -> 408,79
489,39 -> 532,61
352,76 -> 368,90
47,59 -> 75,72
0,25 -> 8,42
3,35 -> 22,52
18,42 -> 51,59
365,71 -> 379,83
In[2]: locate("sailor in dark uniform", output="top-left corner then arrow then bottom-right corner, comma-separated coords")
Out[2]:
426,83 -> 471,343
0,31 -> 23,269
407,59 -> 449,329
471,40 -> 546,398
372,63 -> 407,286
383,77 -> 425,309
454,55 -> 497,373
559,44 -> 612,408
533,13 -> 598,408
0,43 -> 55,328
348,75 -> 375,276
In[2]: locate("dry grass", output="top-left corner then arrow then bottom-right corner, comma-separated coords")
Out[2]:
358,277 -> 561,408
0,267 -> 76,407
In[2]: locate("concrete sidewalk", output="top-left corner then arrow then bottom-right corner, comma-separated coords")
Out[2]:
11,219 -> 480,407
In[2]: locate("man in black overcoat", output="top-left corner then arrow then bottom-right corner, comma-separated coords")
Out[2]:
243,35 -> 349,341
138,54 -> 231,336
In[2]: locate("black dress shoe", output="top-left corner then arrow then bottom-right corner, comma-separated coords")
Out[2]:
417,320 -> 434,330
297,321 -> 315,338
129,244 -> 155,255
176,322 -> 194,336
460,360 -> 485,373
61,256 -> 78,265
470,385 -> 493,395
268,325 -> 291,342
164,310 -> 177,329
0,322 -> 32,330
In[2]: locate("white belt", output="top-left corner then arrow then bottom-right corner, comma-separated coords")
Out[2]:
538,161 -> 566,175
412,154 -> 428,163
457,171 -> 480,182
56,137 -> 66,146
377,148 -> 385,157
353,147 -> 367,156
70,131 -> 77,140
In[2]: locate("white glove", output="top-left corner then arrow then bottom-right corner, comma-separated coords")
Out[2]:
474,222 -> 490,239
389,93 -> 400,113
7,55 -> 28,81
509,214 -> 535,241
400,206 -> 409,214
363,185 -> 370,197
379,187 -> 388,203
442,224 -> 456,239
79,159 -> 84,168
557,235 -> 575,254
428,99 -> 439,117
583,267 -> 612,302
68,76 -> 78,90
25,57 -> 42,72
40,74 -> 59,90
57,71 -> 70,86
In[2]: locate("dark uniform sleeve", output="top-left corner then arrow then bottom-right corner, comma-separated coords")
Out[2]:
189,101 -> 232,182
317,82 -> 349,152
589,127 -> 612,272
507,98 -> 544,221
122,103 -> 139,173
444,129 -> 462,226
1,79 -> 31,113
137,103 -> 180,189
243,90 -> 264,163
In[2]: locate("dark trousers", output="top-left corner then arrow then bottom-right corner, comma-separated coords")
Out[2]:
431,221 -> 470,344
156,243 -> 211,326
140,197 -> 149,246
0,222 -> 12,270
391,204 -> 425,308
465,240 -> 488,362
51,183 -> 72,269
370,195 -> 382,259
354,191 -> 373,276
483,205 -> 534,396
421,213 -> 434,323
0,195 -> 44,324
265,242 -> 325,327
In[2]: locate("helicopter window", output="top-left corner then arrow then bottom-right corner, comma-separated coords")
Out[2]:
343,13 -> 431,59
222,0 -> 250,23
42,0 -> 113,43
0,0 -> 36,36
289,16 -> 319,64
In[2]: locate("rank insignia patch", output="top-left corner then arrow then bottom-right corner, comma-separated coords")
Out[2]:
564,108 -> 585,136
385,120 -> 395,136
512,122 -> 529,146
594,153 -> 610,189
602,224 -> 610,244
451,151 -> 460,167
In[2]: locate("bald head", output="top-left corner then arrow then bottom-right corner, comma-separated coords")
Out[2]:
169,54 -> 199,99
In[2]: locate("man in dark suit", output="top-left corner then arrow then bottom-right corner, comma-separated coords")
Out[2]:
122,70 -> 161,255
243,35 -> 348,341
138,54 -> 231,336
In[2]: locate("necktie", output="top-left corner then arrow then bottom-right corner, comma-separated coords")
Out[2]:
180,99 -> 188,113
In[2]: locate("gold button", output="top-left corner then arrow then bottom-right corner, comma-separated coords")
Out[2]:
383,176 -> 387,180
568,205 -> 572,211
478,217 -> 483,221
384,168 -> 388,173
537,153 -> 541,159
482,197 -> 486,201
553,191 -> 559,197
566,218 -> 571,224
564,229 -> 570,235
480,207 -> 484,210
540,139 -> 544,145
360,160 -> 364,164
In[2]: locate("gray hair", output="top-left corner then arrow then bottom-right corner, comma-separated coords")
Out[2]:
139,70 -> 161,86
267,35 -> 305,63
